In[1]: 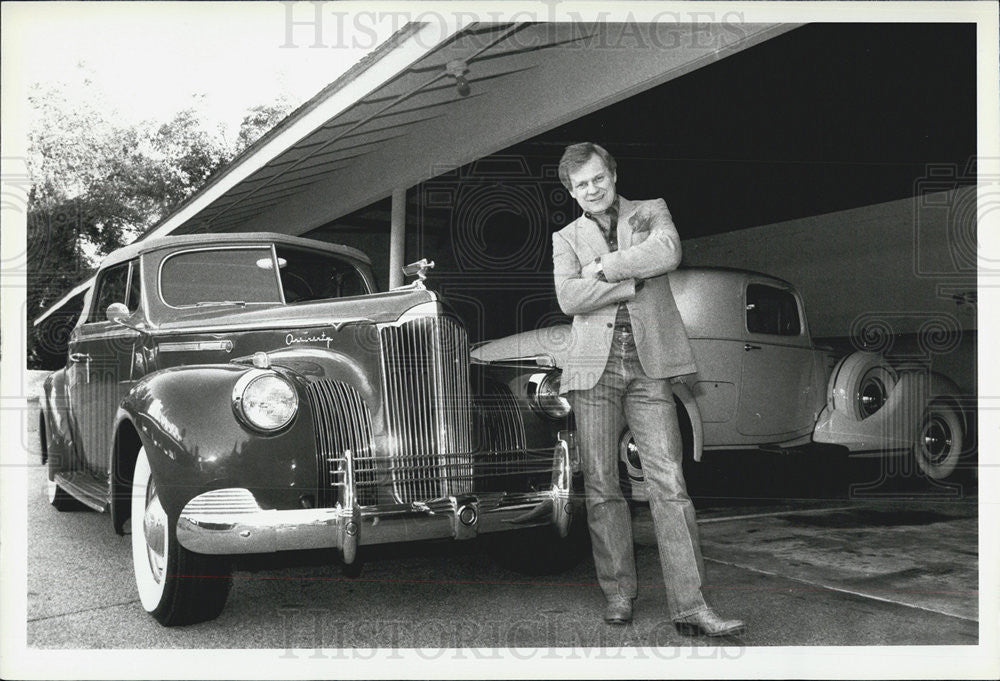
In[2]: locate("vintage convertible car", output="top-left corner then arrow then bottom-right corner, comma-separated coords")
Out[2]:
37,233 -> 585,626
471,268 -> 974,497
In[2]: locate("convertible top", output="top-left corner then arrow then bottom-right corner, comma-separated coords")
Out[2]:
97,232 -> 372,271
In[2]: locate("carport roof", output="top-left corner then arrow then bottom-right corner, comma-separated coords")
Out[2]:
35,19 -> 794,325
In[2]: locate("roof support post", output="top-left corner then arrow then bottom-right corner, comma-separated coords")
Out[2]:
388,188 -> 407,289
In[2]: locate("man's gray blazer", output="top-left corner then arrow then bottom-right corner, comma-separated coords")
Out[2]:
552,196 -> 697,393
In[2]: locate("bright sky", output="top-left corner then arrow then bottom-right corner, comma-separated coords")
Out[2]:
10,1 -> 397,132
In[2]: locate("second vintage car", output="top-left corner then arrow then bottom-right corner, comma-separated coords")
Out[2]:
38,233 -> 586,626
471,267 -> 974,497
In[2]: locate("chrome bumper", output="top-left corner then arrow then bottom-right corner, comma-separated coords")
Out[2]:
176,489 -> 577,557
176,435 -> 580,562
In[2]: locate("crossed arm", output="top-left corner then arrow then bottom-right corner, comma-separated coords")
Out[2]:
552,199 -> 683,316
553,231 -> 636,315
600,198 -> 682,281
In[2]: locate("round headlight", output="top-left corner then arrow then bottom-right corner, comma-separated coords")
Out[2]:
233,371 -> 298,432
528,372 -> 572,419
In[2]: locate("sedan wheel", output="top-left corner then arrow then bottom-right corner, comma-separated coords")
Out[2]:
914,404 -> 964,481
830,352 -> 897,420
618,430 -> 648,502
131,447 -> 232,625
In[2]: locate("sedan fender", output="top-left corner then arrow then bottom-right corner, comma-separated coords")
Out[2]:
813,352 -> 963,453
672,380 -> 704,463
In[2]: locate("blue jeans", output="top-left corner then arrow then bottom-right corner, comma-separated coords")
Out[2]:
568,329 -> 708,619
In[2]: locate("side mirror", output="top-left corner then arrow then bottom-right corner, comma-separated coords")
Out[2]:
106,302 -> 130,325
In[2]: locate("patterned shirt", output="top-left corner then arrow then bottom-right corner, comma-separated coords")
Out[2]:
584,198 -> 633,331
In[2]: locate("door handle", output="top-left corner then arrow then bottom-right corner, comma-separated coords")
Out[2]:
744,343 -> 762,351
69,353 -> 92,383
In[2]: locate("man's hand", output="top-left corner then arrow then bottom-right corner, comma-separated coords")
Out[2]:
581,258 -> 603,280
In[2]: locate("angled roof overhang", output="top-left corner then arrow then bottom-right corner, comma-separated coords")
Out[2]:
35,20 -> 795,325
148,21 -> 795,237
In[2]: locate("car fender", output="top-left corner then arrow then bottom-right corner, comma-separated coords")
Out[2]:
115,363 -> 321,521
814,363 -> 963,452
40,369 -> 74,472
672,380 -> 704,462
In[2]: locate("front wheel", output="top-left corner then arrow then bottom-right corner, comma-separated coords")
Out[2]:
914,403 -> 965,481
131,447 -> 232,626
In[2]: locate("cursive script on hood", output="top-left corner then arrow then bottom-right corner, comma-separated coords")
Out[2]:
286,330 -> 334,348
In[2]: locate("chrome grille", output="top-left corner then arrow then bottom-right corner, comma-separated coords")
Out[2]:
305,380 -> 378,507
379,315 -> 473,503
474,380 -> 532,493
477,379 -> 526,457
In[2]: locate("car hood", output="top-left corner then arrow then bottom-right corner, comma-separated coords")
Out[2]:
152,289 -> 437,333
471,326 -> 572,368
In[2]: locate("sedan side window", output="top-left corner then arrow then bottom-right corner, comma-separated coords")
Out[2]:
746,284 -> 801,336
87,263 -> 130,323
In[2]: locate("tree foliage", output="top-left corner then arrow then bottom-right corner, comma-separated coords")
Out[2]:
27,68 -> 292,367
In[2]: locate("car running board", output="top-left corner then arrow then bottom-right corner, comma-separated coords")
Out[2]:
54,472 -> 110,512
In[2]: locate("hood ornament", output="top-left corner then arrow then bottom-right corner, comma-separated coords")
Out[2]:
399,258 -> 435,290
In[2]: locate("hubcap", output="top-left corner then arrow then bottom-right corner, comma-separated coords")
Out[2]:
143,479 -> 168,584
858,377 -> 887,418
625,438 -> 642,470
920,416 -> 953,465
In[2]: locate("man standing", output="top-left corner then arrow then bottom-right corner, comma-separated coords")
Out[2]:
552,142 -> 744,637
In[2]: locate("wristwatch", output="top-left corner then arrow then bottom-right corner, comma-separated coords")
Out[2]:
594,256 -> 607,282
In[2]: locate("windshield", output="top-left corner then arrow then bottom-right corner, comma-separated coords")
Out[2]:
160,247 -> 282,307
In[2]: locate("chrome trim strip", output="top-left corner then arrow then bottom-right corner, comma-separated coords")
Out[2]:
159,340 -> 234,353
147,318 -> 374,335
476,354 -> 556,367
67,328 -> 141,342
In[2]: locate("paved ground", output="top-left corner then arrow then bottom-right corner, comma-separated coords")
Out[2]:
18,370 -> 981,651
23,462 -> 979,649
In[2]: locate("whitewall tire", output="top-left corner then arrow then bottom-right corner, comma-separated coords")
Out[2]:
830,352 -> 897,421
130,447 -> 232,625
914,403 -> 965,481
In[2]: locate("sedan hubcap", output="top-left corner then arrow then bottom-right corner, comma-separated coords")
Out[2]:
921,416 -> 952,465
858,377 -> 887,418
